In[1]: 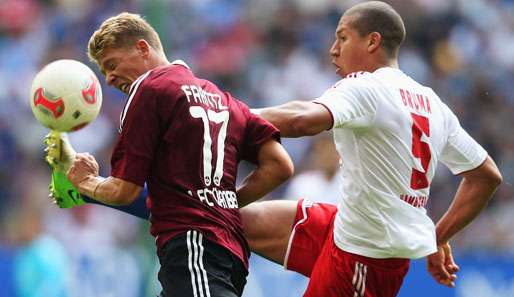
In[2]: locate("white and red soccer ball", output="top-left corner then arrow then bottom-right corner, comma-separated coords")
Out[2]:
30,59 -> 102,132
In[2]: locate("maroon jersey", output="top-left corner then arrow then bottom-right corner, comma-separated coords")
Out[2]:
110,61 -> 279,268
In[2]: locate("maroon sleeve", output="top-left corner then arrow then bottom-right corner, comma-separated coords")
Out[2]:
240,105 -> 281,164
110,81 -> 162,186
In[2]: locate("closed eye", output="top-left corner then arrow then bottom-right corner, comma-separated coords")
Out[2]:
101,58 -> 117,75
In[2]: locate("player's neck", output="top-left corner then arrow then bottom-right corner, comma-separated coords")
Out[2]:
155,55 -> 170,67
147,52 -> 171,70
368,58 -> 399,73
386,59 -> 399,69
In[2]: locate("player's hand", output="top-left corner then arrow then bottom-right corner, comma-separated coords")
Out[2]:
441,242 -> 459,275
67,153 -> 99,187
427,242 -> 459,288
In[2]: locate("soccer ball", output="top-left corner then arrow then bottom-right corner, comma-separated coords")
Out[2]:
30,59 -> 102,132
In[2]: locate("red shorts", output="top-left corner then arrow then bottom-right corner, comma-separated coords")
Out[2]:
285,199 -> 410,297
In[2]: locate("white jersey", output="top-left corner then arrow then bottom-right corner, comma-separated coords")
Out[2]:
314,67 -> 487,259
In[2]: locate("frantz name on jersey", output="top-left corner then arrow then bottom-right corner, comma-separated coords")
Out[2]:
181,84 -> 227,110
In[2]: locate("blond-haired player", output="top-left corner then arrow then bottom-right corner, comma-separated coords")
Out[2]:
60,12 -> 294,297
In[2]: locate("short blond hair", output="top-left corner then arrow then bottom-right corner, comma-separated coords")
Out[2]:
87,12 -> 163,64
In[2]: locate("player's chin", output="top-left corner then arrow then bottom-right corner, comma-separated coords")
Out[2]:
335,67 -> 344,77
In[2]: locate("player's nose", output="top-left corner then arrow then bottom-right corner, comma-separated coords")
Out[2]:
329,40 -> 339,57
105,72 -> 117,86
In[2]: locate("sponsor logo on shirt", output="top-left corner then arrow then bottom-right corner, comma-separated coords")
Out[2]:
189,187 -> 238,209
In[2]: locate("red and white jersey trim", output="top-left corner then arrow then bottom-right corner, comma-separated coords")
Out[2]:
345,71 -> 366,78
119,70 -> 152,133
331,71 -> 368,89
119,60 -> 190,133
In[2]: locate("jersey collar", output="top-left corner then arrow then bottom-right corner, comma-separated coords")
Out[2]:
171,59 -> 190,69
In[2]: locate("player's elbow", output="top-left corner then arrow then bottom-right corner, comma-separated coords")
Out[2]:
463,156 -> 503,198
488,168 -> 503,188
262,156 -> 294,187
482,157 -> 503,189
271,148 -> 294,183
259,140 -> 294,183
275,156 -> 294,183
482,168 -> 502,205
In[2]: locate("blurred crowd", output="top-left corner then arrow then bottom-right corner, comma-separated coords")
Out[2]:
1,0 -> 514,296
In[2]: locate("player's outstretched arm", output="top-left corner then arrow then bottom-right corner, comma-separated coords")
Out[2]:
50,169 -> 150,218
237,139 -> 294,208
45,131 -> 150,219
252,101 -> 332,138
49,163 -> 150,219
67,153 -> 143,206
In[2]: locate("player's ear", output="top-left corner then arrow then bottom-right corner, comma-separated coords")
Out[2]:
368,32 -> 382,53
135,39 -> 150,57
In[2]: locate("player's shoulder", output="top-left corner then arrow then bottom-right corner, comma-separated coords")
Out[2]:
147,60 -> 192,84
152,59 -> 191,76
132,60 -> 192,95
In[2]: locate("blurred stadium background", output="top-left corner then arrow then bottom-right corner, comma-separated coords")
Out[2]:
1,0 -> 514,296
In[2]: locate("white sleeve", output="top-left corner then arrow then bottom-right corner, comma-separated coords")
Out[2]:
440,103 -> 487,175
313,79 -> 377,129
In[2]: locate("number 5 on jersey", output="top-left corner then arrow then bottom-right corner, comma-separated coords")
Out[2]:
189,106 -> 229,187
410,113 -> 431,190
